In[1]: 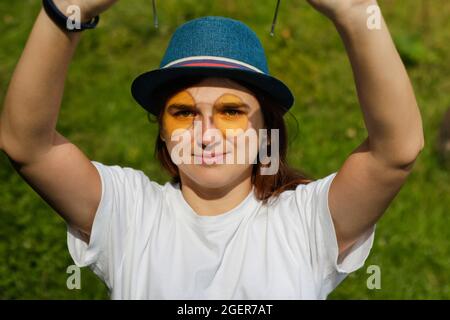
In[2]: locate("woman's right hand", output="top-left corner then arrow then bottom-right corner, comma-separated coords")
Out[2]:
54,0 -> 119,22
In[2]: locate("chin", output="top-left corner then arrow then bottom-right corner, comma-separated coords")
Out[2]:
182,165 -> 238,189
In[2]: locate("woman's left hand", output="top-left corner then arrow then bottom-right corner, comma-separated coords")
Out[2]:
306,0 -> 377,22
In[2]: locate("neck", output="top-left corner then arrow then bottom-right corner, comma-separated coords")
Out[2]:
179,170 -> 253,217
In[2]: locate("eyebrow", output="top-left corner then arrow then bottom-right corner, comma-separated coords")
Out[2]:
167,101 -> 251,112
166,103 -> 196,112
215,102 -> 251,110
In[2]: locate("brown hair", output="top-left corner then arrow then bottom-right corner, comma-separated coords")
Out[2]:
147,76 -> 314,205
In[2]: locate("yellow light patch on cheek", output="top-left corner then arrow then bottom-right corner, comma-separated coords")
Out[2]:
213,94 -> 249,137
162,91 -> 196,138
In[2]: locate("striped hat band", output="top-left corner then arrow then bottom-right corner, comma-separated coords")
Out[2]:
163,56 -> 265,74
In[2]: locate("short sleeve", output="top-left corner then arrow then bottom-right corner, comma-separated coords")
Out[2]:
66,160 -> 155,289
294,172 -> 376,299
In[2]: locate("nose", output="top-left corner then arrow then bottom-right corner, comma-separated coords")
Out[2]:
195,114 -> 221,150
202,115 -> 217,147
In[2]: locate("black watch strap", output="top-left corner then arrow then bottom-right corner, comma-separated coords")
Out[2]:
42,0 -> 100,32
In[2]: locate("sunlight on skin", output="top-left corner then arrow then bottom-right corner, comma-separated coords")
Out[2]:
162,90 -> 197,137
213,94 -> 249,137
162,91 -> 249,139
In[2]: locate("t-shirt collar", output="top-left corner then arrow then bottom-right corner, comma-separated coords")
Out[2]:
168,182 -> 260,228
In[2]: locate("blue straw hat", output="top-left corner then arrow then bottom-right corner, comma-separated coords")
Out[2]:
131,16 -> 294,116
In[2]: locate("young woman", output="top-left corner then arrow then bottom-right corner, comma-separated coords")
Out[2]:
0,0 -> 424,299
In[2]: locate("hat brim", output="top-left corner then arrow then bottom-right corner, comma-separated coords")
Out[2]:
131,67 -> 294,116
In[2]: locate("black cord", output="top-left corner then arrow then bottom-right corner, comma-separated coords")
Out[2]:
270,0 -> 281,36
152,0 -> 159,28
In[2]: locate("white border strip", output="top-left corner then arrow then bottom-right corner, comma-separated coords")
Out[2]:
162,56 -> 264,74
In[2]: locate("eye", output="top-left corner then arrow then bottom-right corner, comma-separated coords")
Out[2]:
173,110 -> 196,118
222,109 -> 244,117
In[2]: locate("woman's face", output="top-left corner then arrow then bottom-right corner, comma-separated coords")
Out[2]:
160,77 -> 265,189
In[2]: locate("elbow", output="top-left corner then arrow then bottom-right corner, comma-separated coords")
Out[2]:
0,133 -> 19,163
390,106 -> 426,170
1,136 -> 32,165
0,123 -> 30,165
0,118 -> 13,159
411,134 -> 425,163
394,137 -> 425,172
0,116 -> 5,153
372,136 -> 425,172
0,127 -> 56,165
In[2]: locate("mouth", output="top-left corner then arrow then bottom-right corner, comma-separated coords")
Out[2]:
191,152 -> 229,164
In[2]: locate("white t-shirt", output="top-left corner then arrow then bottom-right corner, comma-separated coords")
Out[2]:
67,161 -> 375,300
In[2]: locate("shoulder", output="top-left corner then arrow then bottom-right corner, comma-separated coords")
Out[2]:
91,160 -> 165,193
294,172 -> 338,204
91,160 -> 154,181
267,172 -> 338,207
265,172 -> 338,228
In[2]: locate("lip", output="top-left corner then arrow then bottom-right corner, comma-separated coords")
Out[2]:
192,153 -> 229,164
193,152 -> 226,158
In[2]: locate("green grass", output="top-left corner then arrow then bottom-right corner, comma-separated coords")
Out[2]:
0,0 -> 449,299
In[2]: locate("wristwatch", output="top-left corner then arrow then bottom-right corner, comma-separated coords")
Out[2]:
42,0 -> 100,32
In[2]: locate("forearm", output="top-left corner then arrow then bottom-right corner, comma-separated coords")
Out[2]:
333,2 -> 424,168
0,5 -> 81,162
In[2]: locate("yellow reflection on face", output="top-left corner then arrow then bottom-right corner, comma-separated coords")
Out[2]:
162,91 -> 196,138
213,94 -> 249,137
162,91 -> 250,140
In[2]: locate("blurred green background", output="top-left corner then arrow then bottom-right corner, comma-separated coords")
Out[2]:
0,0 -> 449,299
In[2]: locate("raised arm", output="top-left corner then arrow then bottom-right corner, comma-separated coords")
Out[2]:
0,0 -> 118,241
306,0 -> 425,255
